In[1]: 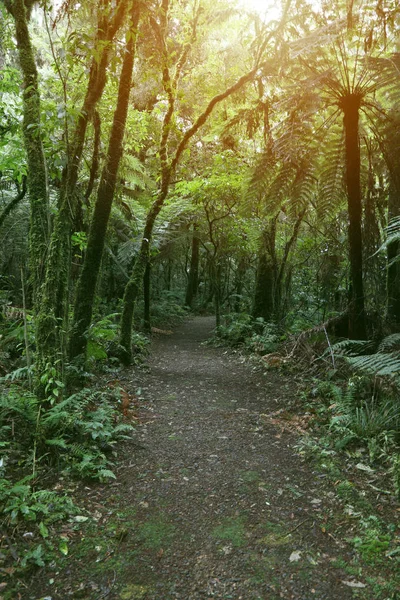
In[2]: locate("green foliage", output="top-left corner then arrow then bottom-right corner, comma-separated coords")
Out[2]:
390,454 -> 400,499
332,335 -> 400,380
352,516 -> 391,565
306,374 -> 400,494
213,313 -> 254,347
0,476 -> 76,525
0,386 -> 134,481
212,313 -> 280,353
147,291 -> 189,328
245,321 -> 280,355
329,378 -> 400,452
86,313 -> 120,362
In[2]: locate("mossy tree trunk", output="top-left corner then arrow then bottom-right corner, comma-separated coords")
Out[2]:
341,94 -> 367,339
68,2 -> 140,361
34,0 -> 129,382
3,0 -> 50,302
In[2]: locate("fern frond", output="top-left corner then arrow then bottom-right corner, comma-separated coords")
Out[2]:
347,353 -> 400,377
332,339 -> 374,356
378,334 -> 400,353
286,161 -> 316,216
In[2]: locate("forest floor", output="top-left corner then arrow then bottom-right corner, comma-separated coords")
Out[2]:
25,316 -> 399,600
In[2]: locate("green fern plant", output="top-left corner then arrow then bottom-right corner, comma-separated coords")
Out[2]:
332,336 -> 400,380
0,386 -> 134,481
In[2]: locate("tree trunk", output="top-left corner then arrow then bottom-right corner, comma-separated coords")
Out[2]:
387,181 -> 400,326
119,182 -> 170,362
6,0 -> 49,302
252,248 -> 274,321
185,223 -> 200,307
213,262 -> 222,328
341,94 -> 367,339
143,260 -> 151,333
69,3 -> 140,361
234,258 -> 246,312
34,0 -> 128,385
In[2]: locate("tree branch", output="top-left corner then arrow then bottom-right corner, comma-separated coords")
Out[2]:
0,176 -> 27,230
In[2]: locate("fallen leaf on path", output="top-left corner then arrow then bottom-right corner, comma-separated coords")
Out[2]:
342,580 -> 367,588
289,550 -> 302,562
355,463 -> 374,473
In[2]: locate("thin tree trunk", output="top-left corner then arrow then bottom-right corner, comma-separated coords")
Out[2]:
84,110 -> 102,204
4,0 -> 49,302
214,262 -> 221,328
387,181 -> 400,326
143,260 -> 151,332
185,223 -> 200,307
234,258 -> 246,312
119,190 -> 167,361
342,94 -> 367,339
69,3 -> 140,361
252,248 -> 274,321
34,0 -> 128,389
0,177 -> 27,230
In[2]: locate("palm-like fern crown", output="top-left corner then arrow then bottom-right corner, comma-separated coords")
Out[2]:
240,0 -> 400,226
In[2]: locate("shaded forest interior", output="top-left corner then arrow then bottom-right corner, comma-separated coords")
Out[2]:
1,0 -> 400,597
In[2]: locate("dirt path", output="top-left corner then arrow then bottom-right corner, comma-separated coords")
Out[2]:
31,317 -> 358,599
91,316 -> 355,600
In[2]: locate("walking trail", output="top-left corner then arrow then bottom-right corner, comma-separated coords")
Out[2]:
33,316 -> 357,599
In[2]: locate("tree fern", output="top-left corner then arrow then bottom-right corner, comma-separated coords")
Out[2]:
317,130 -> 346,221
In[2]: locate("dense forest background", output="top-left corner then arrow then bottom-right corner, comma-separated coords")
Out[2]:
2,0 -> 400,372
1,0 -> 400,589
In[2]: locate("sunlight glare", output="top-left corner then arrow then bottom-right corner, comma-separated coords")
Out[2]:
238,0 -> 282,22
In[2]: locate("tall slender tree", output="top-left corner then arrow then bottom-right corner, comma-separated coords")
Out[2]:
69,1 -> 141,360
2,0 -> 49,301
34,0 -> 129,385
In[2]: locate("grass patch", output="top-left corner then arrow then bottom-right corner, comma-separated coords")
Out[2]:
212,517 -> 247,547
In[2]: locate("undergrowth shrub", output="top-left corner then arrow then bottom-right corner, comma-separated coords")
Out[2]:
212,313 -> 280,353
143,290 -> 188,328
87,312 -> 150,365
0,385 -> 134,481
306,375 -> 400,496
214,313 -> 254,346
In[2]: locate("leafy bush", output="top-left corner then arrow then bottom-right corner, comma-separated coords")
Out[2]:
245,322 -> 280,355
147,290 -> 188,328
0,386 -> 134,481
0,476 -> 77,525
214,313 -> 254,347
306,374 -> 400,494
212,314 -> 280,353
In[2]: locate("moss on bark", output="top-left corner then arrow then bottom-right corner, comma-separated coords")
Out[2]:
7,0 -> 49,302
68,3 -> 140,361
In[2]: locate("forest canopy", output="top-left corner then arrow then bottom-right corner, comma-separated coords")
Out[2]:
1,0 -> 399,374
